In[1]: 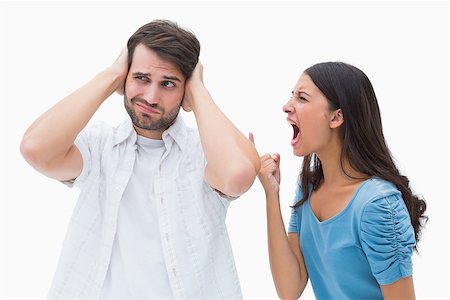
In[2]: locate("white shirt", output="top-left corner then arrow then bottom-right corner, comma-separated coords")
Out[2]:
49,116 -> 243,300
101,136 -> 172,299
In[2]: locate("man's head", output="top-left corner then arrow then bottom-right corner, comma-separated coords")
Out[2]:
124,20 -> 200,139
127,19 -> 200,79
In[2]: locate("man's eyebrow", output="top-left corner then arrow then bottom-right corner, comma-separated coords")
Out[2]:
163,75 -> 182,82
131,72 -> 182,83
132,72 -> 149,77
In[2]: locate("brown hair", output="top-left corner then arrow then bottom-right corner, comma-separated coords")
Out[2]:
295,62 -> 427,247
127,20 -> 200,78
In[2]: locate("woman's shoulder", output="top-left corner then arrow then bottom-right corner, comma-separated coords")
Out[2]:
358,178 -> 415,285
355,177 -> 401,206
355,178 -> 412,237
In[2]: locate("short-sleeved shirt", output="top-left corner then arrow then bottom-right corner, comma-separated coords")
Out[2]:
48,116 -> 243,299
288,177 -> 416,299
100,135 -> 173,299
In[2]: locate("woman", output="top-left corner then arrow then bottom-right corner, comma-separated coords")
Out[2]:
253,62 -> 427,299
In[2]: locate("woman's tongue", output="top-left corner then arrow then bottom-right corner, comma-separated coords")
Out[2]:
291,124 -> 300,146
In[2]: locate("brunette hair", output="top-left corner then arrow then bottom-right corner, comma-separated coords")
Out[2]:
294,62 -> 427,245
127,19 -> 200,78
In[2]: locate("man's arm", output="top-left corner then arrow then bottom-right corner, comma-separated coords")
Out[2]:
182,62 -> 260,198
20,49 -> 128,181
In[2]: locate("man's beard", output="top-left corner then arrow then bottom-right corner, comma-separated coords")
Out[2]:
124,94 -> 181,131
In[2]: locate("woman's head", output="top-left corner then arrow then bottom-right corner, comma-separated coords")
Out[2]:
303,62 -> 387,172
284,62 -> 386,165
283,71 -> 344,158
292,62 -> 427,246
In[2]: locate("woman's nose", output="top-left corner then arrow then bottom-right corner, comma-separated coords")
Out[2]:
283,99 -> 294,114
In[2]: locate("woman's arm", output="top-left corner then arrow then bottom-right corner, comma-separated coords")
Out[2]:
258,152 -> 308,299
381,276 -> 415,300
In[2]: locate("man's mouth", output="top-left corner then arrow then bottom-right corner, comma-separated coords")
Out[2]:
135,101 -> 161,115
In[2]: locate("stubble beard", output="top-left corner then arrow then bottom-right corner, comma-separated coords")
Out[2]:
124,94 -> 181,131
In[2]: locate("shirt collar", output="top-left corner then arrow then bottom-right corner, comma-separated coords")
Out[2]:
113,116 -> 189,151
162,115 -> 189,152
113,118 -> 136,146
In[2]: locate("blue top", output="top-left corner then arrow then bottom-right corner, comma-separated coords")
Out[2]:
288,178 -> 416,299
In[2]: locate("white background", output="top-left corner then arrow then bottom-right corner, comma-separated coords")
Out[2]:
1,1 -> 448,299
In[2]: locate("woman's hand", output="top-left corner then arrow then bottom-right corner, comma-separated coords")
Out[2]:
250,133 -> 281,194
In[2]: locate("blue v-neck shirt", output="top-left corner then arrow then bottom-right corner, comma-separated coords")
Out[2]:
288,178 -> 416,299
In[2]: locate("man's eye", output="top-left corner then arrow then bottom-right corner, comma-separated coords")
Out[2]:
135,75 -> 148,81
162,81 -> 175,88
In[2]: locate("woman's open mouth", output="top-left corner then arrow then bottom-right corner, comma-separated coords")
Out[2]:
291,124 -> 300,146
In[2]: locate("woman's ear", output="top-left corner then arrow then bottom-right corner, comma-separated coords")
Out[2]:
330,108 -> 344,128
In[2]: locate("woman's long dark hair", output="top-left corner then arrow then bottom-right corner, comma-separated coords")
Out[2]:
294,62 -> 427,246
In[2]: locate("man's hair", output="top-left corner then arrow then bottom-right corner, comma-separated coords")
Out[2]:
127,19 -> 200,79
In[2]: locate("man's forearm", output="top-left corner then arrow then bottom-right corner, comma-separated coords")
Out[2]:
21,68 -> 121,167
190,84 -> 260,197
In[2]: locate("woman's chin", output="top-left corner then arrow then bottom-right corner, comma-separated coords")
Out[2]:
293,148 -> 304,157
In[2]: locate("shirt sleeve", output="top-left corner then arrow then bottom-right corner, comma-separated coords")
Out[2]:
288,184 -> 302,233
60,121 -> 106,189
360,193 -> 416,285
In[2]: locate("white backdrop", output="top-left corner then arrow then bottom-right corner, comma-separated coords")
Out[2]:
1,1 -> 448,299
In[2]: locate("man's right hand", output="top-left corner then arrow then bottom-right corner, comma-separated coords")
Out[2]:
110,47 -> 129,96
20,46 -> 130,182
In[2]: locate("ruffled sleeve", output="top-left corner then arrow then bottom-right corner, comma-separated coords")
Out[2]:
288,184 -> 302,233
360,193 -> 416,285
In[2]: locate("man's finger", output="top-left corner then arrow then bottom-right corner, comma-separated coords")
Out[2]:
248,132 -> 254,144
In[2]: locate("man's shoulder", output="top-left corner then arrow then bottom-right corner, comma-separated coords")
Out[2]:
81,119 -> 123,135
78,118 -> 134,148
185,126 -> 200,139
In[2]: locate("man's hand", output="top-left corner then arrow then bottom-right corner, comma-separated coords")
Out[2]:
182,61 -> 205,112
20,47 -> 130,182
184,61 -> 260,197
110,47 -> 129,96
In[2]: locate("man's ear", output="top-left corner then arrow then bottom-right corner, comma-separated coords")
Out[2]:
330,108 -> 344,128
181,94 -> 192,112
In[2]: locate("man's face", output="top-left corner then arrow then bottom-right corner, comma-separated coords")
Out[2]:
124,44 -> 186,139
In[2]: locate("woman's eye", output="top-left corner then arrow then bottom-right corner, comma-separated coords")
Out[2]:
292,93 -> 307,102
162,81 -> 175,88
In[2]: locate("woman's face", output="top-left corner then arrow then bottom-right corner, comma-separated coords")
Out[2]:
283,73 -> 340,157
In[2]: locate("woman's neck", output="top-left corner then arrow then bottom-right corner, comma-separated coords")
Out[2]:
317,145 -> 367,188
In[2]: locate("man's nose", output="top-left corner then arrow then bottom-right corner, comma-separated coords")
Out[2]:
143,85 -> 161,105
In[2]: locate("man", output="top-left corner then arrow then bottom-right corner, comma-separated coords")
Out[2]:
20,20 -> 260,299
